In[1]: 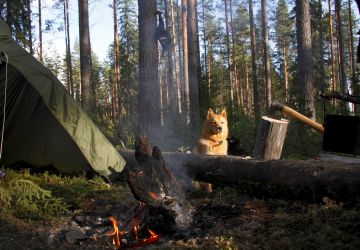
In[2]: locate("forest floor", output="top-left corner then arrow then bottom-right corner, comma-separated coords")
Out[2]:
1,168 -> 360,249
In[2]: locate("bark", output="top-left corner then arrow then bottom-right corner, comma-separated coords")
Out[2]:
113,0 -> 121,119
328,0 -> 337,94
181,0 -> 190,122
334,0 -> 347,99
78,0 -> 92,108
6,0 -> 13,33
176,0 -> 184,113
126,136 -> 193,229
348,0 -> 357,111
229,0 -> 241,110
253,116 -> 288,160
38,0 -> 43,62
223,0 -> 234,106
137,0 -> 161,142
249,0 -> 260,119
27,0 -> 33,55
170,0 -> 181,113
201,0 -> 208,95
187,0 -> 201,141
120,150 -> 360,201
261,0 -> 271,110
165,0 -> 175,112
318,0 -> 325,92
64,0 -> 74,96
283,45 -> 289,102
296,0 -> 315,118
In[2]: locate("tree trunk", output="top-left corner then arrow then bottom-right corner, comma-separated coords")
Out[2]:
78,0 -> 92,109
334,0 -> 348,106
296,0 -> 315,118
27,0 -> 33,55
223,0 -> 234,107
318,0 -> 325,92
113,0 -> 121,119
176,0 -> 184,114
229,0 -> 241,110
120,150 -> 360,201
64,0 -> 74,96
328,0 -> 337,95
201,0 -> 208,96
283,45 -> 289,102
137,0 -> 161,142
187,0 -> 201,143
38,0 -> 43,63
348,0 -> 357,112
249,0 -> 260,119
165,0 -> 175,113
170,0 -> 182,114
261,0 -> 271,110
181,0 -> 190,123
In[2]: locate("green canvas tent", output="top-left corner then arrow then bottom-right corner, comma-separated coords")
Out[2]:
0,19 -> 126,181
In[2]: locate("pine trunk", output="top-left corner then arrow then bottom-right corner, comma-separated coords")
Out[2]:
328,0 -> 337,94
249,0 -> 260,119
170,0 -> 182,114
187,0 -> 201,141
296,0 -> 315,118
318,0 -> 325,92
64,0 -> 74,96
38,0 -> 43,63
181,0 -> 190,122
113,0 -> 121,119
27,0 -> 33,55
137,0 -> 161,142
229,0 -> 241,110
78,0 -> 92,109
261,0 -> 271,110
335,0 -> 347,96
223,0 -> 234,107
165,0 -> 175,112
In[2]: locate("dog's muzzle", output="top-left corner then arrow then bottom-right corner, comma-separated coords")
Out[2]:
217,127 -> 222,132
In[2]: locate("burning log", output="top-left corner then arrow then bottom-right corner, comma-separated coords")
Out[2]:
126,136 -> 193,230
120,150 -> 360,201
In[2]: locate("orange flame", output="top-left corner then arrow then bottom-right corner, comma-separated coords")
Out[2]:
149,192 -> 158,200
128,228 -> 160,248
133,222 -> 139,241
107,216 -> 122,249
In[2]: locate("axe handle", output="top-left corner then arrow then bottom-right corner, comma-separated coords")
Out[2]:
271,102 -> 324,134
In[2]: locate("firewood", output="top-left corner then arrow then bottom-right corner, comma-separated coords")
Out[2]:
126,136 -> 193,229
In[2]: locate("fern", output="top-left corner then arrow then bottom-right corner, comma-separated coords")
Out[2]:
1,179 -> 70,219
0,186 -> 11,209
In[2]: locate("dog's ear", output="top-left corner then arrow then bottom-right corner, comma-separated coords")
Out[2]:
220,107 -> 227,119
207,108 -> 215,118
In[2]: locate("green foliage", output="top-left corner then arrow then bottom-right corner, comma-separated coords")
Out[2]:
0,179 -> 69,219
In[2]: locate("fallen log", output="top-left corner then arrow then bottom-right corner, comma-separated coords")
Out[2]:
120,150 -> 360,201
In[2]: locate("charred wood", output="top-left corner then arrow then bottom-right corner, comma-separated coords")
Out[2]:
126,136 -> 193,230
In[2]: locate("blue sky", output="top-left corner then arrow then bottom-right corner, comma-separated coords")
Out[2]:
35,0 -> 359,63
35,0 -> 114,62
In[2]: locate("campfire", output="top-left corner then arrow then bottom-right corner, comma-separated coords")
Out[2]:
106,215 -> 159,249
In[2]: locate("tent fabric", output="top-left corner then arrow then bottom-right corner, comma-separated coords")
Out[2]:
0,19 -> 126,181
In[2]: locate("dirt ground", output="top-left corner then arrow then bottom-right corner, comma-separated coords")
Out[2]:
1,178 -> 360,250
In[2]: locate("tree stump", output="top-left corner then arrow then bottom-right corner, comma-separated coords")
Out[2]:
253,116 -> 288,160
126,136 -> 193,230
